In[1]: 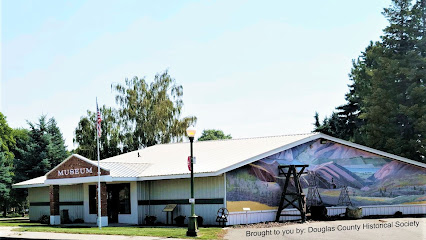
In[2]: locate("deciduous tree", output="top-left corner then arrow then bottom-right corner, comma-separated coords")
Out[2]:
74,106 -> 123,160
112,70 -> 196,150
198,129 -> 232,141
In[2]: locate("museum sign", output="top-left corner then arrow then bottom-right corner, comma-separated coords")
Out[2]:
46,155 -> 110,179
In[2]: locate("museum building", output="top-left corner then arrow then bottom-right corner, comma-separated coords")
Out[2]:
13,133 -> 426,226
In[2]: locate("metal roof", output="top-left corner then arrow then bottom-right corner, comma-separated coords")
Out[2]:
100,133 -> 320,178
13,132 -> 426,188
96,162 -> 151,178
13,176 -> 47,188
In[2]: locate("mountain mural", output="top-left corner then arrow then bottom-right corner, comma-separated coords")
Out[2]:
311,142 -> 377,159
369,160 -> 425,182
226,139 -> 426,212
312,161 -> 365,189
263,141 -> 389,169
248,163 -> 276,182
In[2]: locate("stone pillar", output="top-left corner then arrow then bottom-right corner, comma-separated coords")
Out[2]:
96,182 -> 108,226
49,185 -> 60,225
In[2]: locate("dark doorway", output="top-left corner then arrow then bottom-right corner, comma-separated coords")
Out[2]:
107,183 -> 131,223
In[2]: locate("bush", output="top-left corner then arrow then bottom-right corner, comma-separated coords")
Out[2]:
197,216 -> 204,227
394,211 -> 403,217
310,206 -> 328,221
39,215 -> 49,224
174,215 -> 186,226
73,218 -> 84,223
144,215 -> 157,225
345,206 -> 362,219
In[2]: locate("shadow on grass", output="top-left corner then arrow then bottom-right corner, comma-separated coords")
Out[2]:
0,218 -> 49,227
0,219 -> 29,222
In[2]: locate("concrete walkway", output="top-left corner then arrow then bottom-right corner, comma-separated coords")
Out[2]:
0,227 -> 186,240
1,218 -> 424,239
224,217 -> 425,240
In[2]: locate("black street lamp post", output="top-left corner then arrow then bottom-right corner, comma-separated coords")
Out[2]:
186,126 -> 198,237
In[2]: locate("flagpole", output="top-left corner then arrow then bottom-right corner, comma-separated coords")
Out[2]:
96,98 -> 102,230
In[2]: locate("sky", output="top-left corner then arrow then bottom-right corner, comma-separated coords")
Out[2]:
1,0 -> 391,150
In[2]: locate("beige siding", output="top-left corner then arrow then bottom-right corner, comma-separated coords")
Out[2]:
29,206 -> 50,221
138,181 -> 149,201
59,205 -> 83,222
59,184 -> 83,201
28,186 -> 84,222
28,187 -> 50,221
59,184 -> 84,222
28,187 -> 49,202
137,175 -> 225,225
138,175 -> 224,200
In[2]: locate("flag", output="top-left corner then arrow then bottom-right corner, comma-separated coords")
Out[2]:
96,103 -> 102,138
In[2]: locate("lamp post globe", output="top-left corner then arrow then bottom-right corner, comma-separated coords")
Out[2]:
186,126 -> 196,138
186,126 -> 198,237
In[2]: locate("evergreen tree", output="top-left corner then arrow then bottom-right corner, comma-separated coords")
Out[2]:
47,118 -> 69,167
0,113 -> 15,216
25,116 -> 53,178
14,116 -> 69,181
10,128 -> 30,213
360,0 -> 425,161
315,0 -> 425,162
0,139 -> 12,217
314,112 -> 321,129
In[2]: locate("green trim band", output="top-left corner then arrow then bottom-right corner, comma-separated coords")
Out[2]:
30,201 -> 84,206
138,198 -> 223,205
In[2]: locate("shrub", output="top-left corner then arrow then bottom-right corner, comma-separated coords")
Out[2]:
197,215 -> 204,227
73,218 -> 84,223
39,215 -> 49,224
174,215 -> 186,226
144,215 -> 157,225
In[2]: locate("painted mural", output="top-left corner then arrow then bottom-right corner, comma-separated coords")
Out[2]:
226,140 -> 426,212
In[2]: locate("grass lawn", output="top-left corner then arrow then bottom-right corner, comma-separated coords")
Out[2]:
0,219 -> 225,239
0,218 -> 45,227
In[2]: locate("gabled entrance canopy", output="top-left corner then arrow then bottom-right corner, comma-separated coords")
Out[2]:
44,154 -> 112,185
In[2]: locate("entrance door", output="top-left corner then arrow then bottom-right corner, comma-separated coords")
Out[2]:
106,183 -> 131,223
107,185 -> 119,223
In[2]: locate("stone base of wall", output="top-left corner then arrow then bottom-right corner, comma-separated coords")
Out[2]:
98,216 -> 108,227
50,215 -> 60,225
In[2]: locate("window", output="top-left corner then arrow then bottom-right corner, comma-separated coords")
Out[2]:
89,185 -> 96,214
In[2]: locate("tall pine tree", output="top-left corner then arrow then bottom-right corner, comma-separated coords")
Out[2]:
314,0 -> 425,162
14,116 -> 69,182
0,139 -> 12,217
10,128 -> 30,214
46,118 -> 69,167
0,113 -> 14,216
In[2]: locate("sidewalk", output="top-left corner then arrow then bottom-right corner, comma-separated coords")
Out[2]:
1,217 -> 424,240
224,217 -> 425,240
